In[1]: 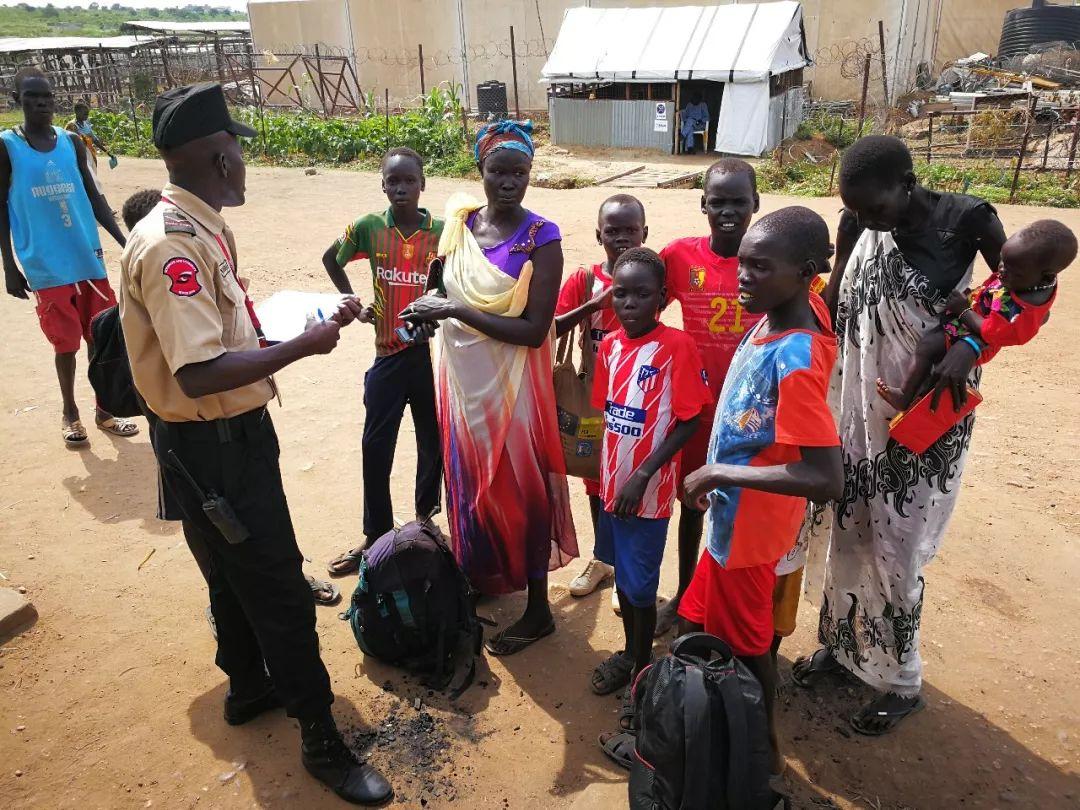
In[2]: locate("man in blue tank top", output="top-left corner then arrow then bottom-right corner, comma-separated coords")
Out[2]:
0,67 -> 135,445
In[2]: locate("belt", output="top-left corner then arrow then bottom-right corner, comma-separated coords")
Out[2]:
162,407 -> 268,444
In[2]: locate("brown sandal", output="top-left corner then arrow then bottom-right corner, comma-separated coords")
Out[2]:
306,575 -> 341,606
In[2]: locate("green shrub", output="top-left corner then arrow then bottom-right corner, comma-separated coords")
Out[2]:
233,85 -> 471,175
87,85 -> 475,176
794,111 -> 860,149
752,155 -> 1078,208
87,109 -> 157,158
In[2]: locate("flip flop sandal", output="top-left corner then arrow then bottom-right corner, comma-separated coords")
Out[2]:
849,695 -> 926,736
483,620 -> 555,657
791,648 -> 842,688
96,416 -> 139,437
591,651 -> 634,696
599,730 -> 636,771
326,547 -> 365,577
307,575 -> 341,607
62,419 -> 88,445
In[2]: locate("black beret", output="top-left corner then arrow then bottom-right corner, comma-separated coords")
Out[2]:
152,82 -> 257,149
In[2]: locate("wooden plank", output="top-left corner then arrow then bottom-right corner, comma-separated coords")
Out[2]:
657,169 -> 705,189
594,164 -> 646,185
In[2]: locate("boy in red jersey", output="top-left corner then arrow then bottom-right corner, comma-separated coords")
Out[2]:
680,207 -> 843,775
556,195 -> 647,611
654,158 -> 762,636
590,247 -> 712,738
324,148 -> 444,576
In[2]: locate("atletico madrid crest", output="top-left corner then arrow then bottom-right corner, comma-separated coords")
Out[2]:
637,364 -> 660,392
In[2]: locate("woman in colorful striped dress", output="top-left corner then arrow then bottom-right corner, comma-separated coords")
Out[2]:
399,121 -> 578,655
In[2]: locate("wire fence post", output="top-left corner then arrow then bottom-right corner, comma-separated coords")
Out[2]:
384,88 -> 390,152
128,93 -> 138,138
1067,112 -> 1080,179
927,112 -> 934,163
877,20 -> 889,108
857,53 -> 871,138
418,44 -> 426,96
510,25 -> 521,120
1041,115 -> 1053,171
245,44 -> 266,155
1010,96 -> 1038,203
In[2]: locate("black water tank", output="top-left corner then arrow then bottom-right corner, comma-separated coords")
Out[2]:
999,0 -> 1080,59
476,81 -> 508,120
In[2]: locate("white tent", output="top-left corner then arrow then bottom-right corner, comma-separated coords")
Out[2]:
541,2 -> 809,155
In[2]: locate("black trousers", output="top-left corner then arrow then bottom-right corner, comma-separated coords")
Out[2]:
362,344 -> 442,540
149,408 -> 332,722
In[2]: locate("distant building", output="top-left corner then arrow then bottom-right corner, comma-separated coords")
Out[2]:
248,0 -> 1021,108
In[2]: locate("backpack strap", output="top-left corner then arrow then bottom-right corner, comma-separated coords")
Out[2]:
681,664 -> 711,810
716,663 -> 751,809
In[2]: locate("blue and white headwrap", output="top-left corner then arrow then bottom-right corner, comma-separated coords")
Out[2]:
474,119 -> 535,163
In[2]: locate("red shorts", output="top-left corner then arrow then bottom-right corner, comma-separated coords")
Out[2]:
677,550 -> 776,657
679,404 -> 715,489
33,278 -> 115,354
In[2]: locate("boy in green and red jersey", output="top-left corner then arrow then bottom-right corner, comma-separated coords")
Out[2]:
323,147 -> 444,576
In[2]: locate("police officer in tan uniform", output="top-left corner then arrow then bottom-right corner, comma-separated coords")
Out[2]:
120,83 -> 392,806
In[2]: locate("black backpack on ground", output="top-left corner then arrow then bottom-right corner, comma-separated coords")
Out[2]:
629,632 -> 781,810
87,305 -> 142,418
343,520 -> 483,696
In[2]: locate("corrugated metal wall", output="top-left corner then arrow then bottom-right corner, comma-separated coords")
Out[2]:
550,98 -> 674,152
765,87 -> 807,153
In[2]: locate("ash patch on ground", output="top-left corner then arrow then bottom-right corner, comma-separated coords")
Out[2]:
341,683 -> 484,805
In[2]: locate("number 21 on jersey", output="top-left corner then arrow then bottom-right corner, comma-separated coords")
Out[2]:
708,295 -> 747,334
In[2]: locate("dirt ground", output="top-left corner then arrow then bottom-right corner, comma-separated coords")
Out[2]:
1,158 -> 1078,810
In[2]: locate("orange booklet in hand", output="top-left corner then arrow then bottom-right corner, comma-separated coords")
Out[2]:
888,387 -> 983,454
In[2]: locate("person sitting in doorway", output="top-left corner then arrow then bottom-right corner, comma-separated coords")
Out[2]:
680,92 -> 709,153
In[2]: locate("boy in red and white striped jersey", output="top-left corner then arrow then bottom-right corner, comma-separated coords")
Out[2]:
589,248 -> 712,704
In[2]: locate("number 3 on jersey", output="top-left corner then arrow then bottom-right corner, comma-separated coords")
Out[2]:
708,295 -> 746,334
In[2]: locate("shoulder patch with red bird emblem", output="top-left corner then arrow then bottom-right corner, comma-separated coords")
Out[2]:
163,256 -> 202,297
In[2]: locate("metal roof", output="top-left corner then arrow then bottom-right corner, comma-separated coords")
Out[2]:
541,2 -> 809,84
122,21 -> 250,35
0,35 -> 163,54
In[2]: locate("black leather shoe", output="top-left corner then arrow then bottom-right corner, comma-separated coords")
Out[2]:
302,729 -> 393,805
223,684 -> 282,726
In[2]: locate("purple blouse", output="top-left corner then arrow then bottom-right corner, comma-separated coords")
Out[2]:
467,209 -> 561,280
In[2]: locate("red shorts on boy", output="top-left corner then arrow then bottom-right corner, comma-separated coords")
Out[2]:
678,550 -> 776,657
33,278 -> 116,353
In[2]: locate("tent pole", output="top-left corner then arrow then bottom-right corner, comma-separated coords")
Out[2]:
510,26 -> 520,119
674,82 -> 681,155
342,0 -> 358,99
456,0 -> 471,112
